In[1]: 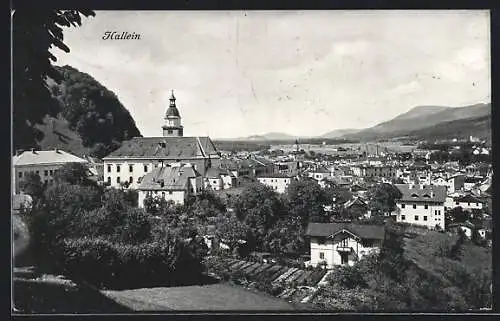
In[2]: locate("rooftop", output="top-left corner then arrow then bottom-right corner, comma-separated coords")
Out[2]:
395,184 -> 447,203
13,149 -> 87,166
138,165 -> 201,191
104,137 -> 218,159
306,222 -> 385,240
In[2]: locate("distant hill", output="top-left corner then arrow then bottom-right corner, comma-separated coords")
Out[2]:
320,128 -> 359,138
226,132 -> 298,141
23,65 -> 142,158
342,103 -> 491,141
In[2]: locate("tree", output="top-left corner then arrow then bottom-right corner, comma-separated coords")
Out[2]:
213,211 -> 249,256
118,208 -> 152,244
19,172 -> 45,205
233,182 -> 286,246
366,183 -> 402,216
263,217 -> 305,255
447,207 -> 469,224
54,162 -> 95,187
13,9 -> 96,151
286,178 -> 331,227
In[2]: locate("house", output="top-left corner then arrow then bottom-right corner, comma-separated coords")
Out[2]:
203,167 -> 236,191
448,221 -> 475,239
393,184 -> 447,230
102,91 -> 220,189
308,167 -> 331,183
12,148 -> 88,194
137,163 -> 203,207
274,161 -> 299,176
343,197 -> 369,218
256,173 -> 294,193
306,222 -> 385,268
446,194 -> 483,211
351,165 -> 399,179
463,176 -> 483,191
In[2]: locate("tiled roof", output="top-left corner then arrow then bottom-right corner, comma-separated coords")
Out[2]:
13,149 -> 87,166
138,165 -> 201,191
395,184 -> 447,203
454,194 -> 481,203
306,222 -> 385,240
344,197 -> 368,208
103,137 -> 218,159
205,167 -> 234,178
257,173 -> 294,179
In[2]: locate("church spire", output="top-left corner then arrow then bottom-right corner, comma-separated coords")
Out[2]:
162,89 -> 183,137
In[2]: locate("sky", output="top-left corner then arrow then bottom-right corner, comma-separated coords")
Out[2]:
53,10 -> 491,139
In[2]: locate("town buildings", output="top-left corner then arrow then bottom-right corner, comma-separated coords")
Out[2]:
103,91 -> 221,189
256,173 -> 294,193
306,222 -> 385,268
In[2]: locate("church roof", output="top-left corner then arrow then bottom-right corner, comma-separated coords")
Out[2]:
165,105 -> 180,118
103,137 -> 218,159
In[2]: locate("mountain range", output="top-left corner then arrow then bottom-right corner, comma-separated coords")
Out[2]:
229,103 -> 491,142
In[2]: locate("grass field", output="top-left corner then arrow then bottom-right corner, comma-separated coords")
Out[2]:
102,283 -> 299,311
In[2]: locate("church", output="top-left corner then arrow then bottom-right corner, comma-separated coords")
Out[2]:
103,91 -> 221,189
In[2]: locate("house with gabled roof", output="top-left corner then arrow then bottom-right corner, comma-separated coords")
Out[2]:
393,184 -> 447,230
306,222 -> 385,268
137,163 -> 203,206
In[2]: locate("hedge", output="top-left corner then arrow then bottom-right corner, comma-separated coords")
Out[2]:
56,236 -> 206,289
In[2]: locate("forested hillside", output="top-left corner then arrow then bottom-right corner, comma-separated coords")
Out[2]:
15,65 -> 142,158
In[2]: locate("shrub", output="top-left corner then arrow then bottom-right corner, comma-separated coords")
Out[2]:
57,236 -> 206,289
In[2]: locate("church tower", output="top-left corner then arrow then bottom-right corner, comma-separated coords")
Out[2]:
162,90 -> 184,137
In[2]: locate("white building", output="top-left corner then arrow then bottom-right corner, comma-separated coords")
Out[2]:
137,163 -> 203,207
256,173 -> 294,193
393,184 -> 447,230
306,222 -> 385,268
12,148 -> 88,194
102,91 -> 220,189
203,167 -> 237,191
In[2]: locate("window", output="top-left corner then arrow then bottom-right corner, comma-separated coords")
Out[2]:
18,172 -> 22,178
456,201 -> 459,205
49,170 -> 53,176
341,238 -> 349,247
107,177 -> 111,184
467,202 -> 470,206
144,165 -> 148,172
117,165 -> 121,173
423,216 -> 428,221
162,192 -> 165,198
168,191 -> 173,195
413,204 -> 417,209
424,205 -> 428,209
54,170 -> 58,175
117,177 -> 121,183
108,165 -> 111,172
401,215 -> 406,221
129,165 -> 134,173
319,252 -> 325,260
36,170 -> 39,175
129,176 -> 133,183
415,215 -> 419,221
168,129 -> 173,134
44,170 -> 48,176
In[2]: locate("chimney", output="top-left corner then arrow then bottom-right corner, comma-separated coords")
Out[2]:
15,149 -> 23,156
31,148 -> 36,154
